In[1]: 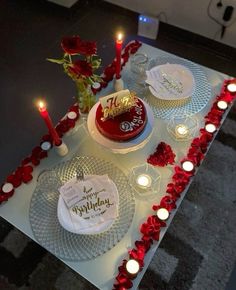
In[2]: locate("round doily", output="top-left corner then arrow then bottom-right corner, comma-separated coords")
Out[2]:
29,156 -> 135,261
125,57 -> 212,119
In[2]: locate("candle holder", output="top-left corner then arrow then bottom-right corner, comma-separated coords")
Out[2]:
55,141 -> 68,157
129,163 -> 160,198
114,77 -> 124,91
167,115 -> 198,141
130,53 -> 149,85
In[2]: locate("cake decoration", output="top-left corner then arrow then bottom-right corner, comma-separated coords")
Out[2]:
95,95 -> 147,141
100,89 -> 136,120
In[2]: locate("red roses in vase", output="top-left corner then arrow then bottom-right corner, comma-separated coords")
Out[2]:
48,35 -> 101,113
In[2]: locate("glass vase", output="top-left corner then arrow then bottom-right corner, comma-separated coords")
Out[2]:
75,80 -> 96,115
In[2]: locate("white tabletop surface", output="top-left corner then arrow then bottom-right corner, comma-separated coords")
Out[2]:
0,42 -> 229,290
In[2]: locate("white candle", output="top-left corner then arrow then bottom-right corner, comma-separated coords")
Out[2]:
157,208 -> 169,221
175,124 -> 189,138
92,82 -> 101,90
217,100 -> 228,110
126,259 -> 140,275
2,183 -> 14,193
67,111 -> 77,120
227,83 -> 236,93
41,141 -> 52,151
205,123 -> 216,133
136,174 -> 152,188
182,160 -> 194,172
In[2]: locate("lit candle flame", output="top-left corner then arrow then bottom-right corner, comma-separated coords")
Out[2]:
117,33 -> 123,41
38,101 -> 46,111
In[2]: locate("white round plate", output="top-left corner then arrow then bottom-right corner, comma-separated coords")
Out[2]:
87,99 -> 154,154
57,178 -> 118,235
147,63 -> 195,100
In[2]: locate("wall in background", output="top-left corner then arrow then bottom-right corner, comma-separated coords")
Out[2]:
105,0 -> 236,48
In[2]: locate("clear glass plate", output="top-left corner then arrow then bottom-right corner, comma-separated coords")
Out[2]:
125,56 -> 212,119
29,156 -> 135,261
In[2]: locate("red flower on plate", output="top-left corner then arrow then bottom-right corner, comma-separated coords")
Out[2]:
69,60 -> 93,77
61,36 -> 81,55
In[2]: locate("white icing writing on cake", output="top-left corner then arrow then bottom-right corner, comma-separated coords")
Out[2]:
120,104 -> 144,132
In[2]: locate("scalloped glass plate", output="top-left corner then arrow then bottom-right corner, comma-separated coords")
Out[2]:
29,156 -> 135,261
125,57 -> 212,119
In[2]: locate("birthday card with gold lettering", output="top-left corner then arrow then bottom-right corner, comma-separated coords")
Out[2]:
100,89 -> 136,120
57,175 -> 119,234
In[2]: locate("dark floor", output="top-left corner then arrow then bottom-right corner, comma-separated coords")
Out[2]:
0,0 -> 236,289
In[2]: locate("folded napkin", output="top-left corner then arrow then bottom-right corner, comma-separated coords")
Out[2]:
57,175 -> 119,234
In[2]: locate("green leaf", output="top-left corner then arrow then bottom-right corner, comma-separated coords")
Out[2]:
47,58 -> 65,64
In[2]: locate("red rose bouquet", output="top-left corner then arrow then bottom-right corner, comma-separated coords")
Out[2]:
48,36 -> 101,113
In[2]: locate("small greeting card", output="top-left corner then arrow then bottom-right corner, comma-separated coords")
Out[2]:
58,175 -> 119,232
99,89 -> 136,120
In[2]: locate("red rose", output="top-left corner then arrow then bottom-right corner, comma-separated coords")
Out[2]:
61,36 -> 81,55
69,60 -> 93,77
77,39 -> 97,55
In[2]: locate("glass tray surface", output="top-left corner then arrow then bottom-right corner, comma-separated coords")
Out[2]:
125,57 -> 212,119
29,156 -> 135,261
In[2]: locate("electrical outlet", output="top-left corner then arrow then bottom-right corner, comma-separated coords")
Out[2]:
138,15 -> 159,39
209,0 -> 236,26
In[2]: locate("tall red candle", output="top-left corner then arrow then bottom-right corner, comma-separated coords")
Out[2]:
115,33 -> 123,79
38,101 -> 61,146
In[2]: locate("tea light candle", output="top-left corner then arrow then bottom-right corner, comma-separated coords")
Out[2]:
182,160 -> 194,172
227,83 -> 236,93
136,174 -> 152,188
67,111 -> 77,120
2,183 -> 14,193
205,123 -> 217,133
175,124 -> 189,138
157,208 -> 169,221
92,82 -> 101,90
126,259 -> 140,275
217,100 -> 228,110
40,141 -> 52,151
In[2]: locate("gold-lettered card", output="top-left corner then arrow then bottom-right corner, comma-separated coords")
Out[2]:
100,89 -> 137,120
